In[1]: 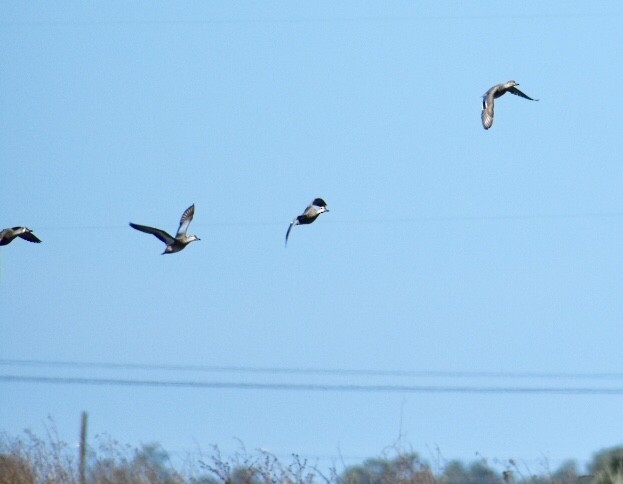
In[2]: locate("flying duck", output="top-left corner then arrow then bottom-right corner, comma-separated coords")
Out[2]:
129,204 -> 200,254
0,227 -> 42,246
481,80 -> 538,130
285,198 -> 329,247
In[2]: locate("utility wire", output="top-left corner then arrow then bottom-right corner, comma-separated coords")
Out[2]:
31,211 -> 623,233
1,11 -> 622,28
3,359 -> 623,380
2,374 -> 623,395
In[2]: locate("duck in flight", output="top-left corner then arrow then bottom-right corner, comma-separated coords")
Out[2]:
0,227 -> 42,246
285,198 -> 329,247
481,80 -> 538,130
129,204 -> 200,254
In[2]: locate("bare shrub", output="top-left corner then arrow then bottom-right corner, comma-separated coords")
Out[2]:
0,453 -> 35,484
0,427 -> 612,484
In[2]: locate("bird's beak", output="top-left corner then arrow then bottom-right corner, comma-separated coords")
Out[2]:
325,208 -> 330,212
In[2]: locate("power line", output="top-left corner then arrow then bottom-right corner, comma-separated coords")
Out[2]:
3,359 -> 623,380
29,211 -> 623,233
1,11 -> 622,28
3,375 -> 623,395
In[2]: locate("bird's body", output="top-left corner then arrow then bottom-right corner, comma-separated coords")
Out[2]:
129,204 -> 200,254
481,80 -> 538,129
285,198 -> 329,246
0,227 -> 42,246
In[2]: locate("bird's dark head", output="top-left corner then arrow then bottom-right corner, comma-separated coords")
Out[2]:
312,198 -> 329,215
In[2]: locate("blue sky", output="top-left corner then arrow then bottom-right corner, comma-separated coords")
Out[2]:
2,0 -> 623,474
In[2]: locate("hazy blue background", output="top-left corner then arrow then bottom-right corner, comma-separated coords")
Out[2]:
2,1 -> 623,473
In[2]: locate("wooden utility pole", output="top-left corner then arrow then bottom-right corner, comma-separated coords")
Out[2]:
79,411 -> 87,484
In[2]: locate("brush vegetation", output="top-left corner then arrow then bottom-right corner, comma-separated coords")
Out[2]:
1,428 -> 622,484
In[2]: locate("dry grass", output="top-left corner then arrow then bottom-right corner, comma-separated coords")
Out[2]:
0,425 -> 607,484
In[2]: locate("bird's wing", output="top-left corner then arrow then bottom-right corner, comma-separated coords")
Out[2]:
480,88 -> 497,129
176,204 -> 195,237
129,223 -> 175,244
18,231 -> 42,243
285,219 -> 297,247
481,101 -> 494,129
481,106 -> 494,129
508,86 -> 538,101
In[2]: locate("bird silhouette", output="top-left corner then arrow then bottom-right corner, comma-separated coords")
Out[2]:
481,80 -> 538,129
285,198 -> 329,247
0,227 -> 42,246
129,204 -> 200,254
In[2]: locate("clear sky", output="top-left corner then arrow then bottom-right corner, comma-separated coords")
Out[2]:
2,0 -> 623,475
